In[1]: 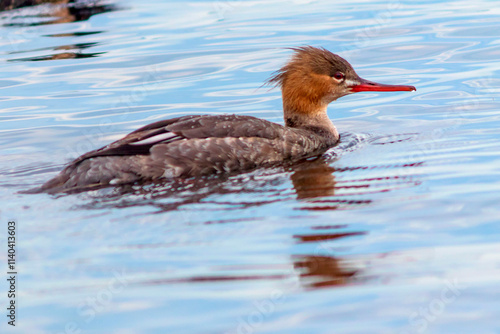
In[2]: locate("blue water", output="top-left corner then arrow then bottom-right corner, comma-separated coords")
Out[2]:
1,0 -> 500,333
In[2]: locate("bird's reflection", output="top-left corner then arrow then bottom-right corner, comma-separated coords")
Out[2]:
291,162 -> 366,290
74,156 -> 421,290
294,255 -> 358,289
79,158 -> 347,211
8,42 -> 104,61
290,158 -> 337,199
87,156 -> 416,213
3,0 -> 118,61
1,0 -> 62,11
1,0 -> 118,24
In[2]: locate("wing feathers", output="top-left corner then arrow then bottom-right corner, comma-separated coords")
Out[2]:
129,132 -> 181,146
72,115 -> 294,164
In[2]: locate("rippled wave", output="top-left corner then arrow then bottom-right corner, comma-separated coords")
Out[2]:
1,0 -> 500,333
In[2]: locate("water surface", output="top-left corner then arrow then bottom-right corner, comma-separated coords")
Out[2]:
1,0 -> 500,333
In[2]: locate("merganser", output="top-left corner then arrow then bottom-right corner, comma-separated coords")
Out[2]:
37,46 -> 415,193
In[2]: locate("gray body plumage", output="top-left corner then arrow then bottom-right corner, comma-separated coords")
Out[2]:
39,115 -> 339,193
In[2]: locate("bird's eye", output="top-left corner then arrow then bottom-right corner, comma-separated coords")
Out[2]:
333,72 -> 345,81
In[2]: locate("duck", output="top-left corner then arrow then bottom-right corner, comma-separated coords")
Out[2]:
37,46 -> 415,193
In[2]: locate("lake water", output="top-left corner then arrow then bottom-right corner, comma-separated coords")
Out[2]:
1,0 -> 500,333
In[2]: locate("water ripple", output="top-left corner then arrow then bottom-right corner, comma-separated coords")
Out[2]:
1,0 -> 500,333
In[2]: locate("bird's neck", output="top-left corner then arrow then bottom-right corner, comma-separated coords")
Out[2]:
282,97 -> 339,141
280,76 -> 339,139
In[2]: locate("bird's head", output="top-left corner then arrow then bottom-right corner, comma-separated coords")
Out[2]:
267,46 -> 415,121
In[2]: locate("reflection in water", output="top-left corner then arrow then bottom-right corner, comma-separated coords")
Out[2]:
11,51 -> 103,61
79,171 -> 288,211
76,158 -> 341,211
9,42 -> 99,54
80,155 -> 421,211
294,231 -> 366,243
9,42 -> 104,61
291,159 -> 337,199
0,0 -> 63,11
9,49 -> 103,61
291,159 -> 374,210
1,0 -> 118,25
2,1 -> 118,61
291,159 -> 364,289
72,156 -> 422,290
294,255 -> 358,289
44,31 -> 104,37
